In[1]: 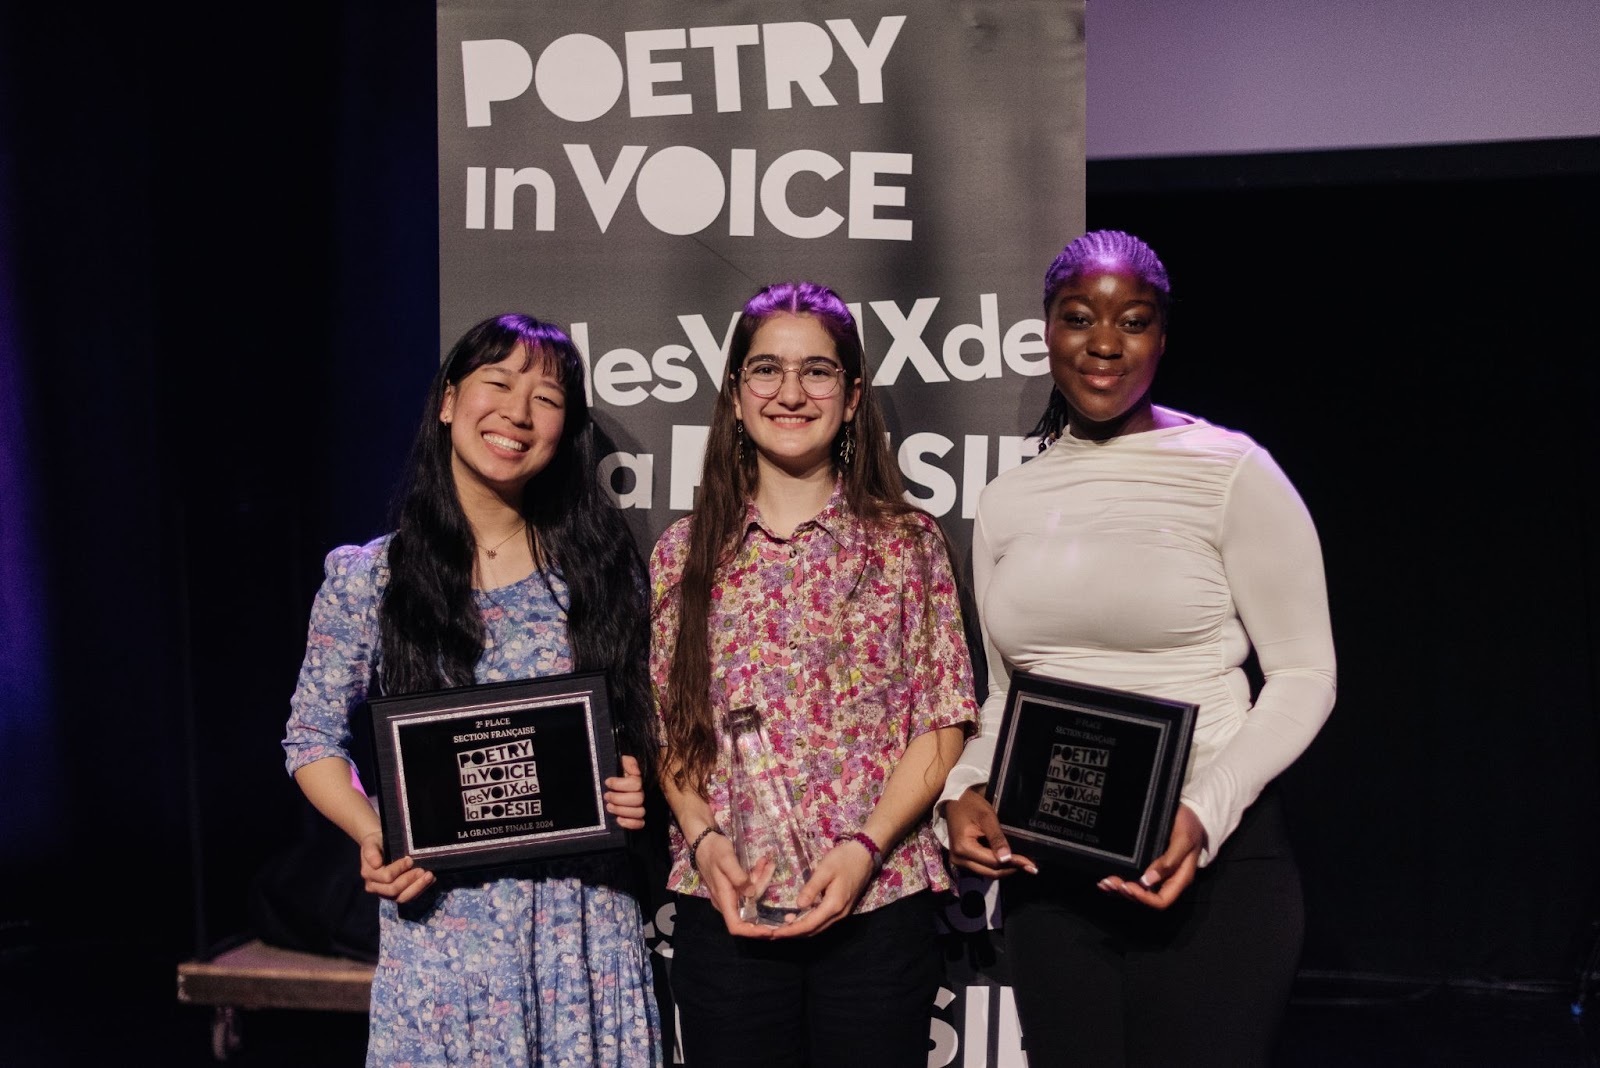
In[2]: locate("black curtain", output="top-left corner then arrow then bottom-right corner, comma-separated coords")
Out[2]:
0,0 -> 438,959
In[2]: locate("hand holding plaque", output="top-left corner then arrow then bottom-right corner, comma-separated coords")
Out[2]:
987,672 -> 1196,881
364,671 -> 625,874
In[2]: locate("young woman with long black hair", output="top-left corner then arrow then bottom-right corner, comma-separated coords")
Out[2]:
282,314 -> 661,1066
651,282 -> 978,1068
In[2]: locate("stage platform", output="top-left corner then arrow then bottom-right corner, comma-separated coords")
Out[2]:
176,940 -> 372,1059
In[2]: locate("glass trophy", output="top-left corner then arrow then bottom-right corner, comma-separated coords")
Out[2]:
724,705 -> 816,925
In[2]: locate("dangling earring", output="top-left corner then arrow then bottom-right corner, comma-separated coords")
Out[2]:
838,422 -> 855,468
736,420 -> 748,460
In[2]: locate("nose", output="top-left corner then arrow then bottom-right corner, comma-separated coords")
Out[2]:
1087,323 -> 1121,358
775,367 -> 808,405
507,386 -> 536,427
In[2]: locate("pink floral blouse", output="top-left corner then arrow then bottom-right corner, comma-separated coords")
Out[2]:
650,487 -> 979,913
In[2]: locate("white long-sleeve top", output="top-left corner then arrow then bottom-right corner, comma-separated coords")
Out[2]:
939,410 -> 1336,864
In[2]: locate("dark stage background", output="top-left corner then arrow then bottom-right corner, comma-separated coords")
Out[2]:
2,0 -> 1598,1062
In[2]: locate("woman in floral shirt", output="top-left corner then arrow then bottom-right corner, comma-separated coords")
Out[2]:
651,282 -> 978,1068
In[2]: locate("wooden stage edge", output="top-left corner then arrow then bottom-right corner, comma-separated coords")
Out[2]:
177,939 -> 374,1014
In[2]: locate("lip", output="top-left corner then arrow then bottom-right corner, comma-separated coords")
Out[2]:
761,413 -> 817,428
482,431 -> 530,456
1078,367 -> 1124,391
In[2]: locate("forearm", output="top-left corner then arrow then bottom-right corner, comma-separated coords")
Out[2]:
937,506 -> 1004,813
1187,445 -> 1337,859
658,748 -> 718,841
862,725 -> 965,852
293,756 -> 382,845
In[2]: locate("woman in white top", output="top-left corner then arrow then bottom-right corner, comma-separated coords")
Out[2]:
942,231 -> 1336,1066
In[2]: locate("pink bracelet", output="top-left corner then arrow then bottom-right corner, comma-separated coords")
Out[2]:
837,830 -> 883,870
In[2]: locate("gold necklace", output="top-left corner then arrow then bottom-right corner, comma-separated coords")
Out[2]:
479,522 -> 526,560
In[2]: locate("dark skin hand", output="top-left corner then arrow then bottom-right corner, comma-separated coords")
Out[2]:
1096,803 -> 1207,909
947,786 -> 1208,909
944,788 -> 1037,878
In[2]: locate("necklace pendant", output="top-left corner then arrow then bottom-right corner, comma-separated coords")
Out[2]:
486,549 -> 498,559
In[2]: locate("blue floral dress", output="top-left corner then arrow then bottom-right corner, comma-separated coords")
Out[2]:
283,537 -> 662,1068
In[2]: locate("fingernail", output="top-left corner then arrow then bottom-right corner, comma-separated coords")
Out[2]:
1139,874 -> 1157,888
1024,863 -> 1039,875
997,851 -> 1013,864
1097,878 -> 1113,891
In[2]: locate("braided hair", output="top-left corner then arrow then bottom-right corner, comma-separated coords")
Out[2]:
1031,230 -> 1172,446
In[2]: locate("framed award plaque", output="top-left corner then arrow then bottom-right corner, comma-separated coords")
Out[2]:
988,671 -> 1197,880
364,671 -> 624,873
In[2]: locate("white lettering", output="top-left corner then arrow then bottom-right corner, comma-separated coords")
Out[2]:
534,34 -> 624,122
465,167 -> 487,229
900,432 -> 957,516
650,344 -> 697,402
962,435 -> 988,519
493,167 -> 554,231
848,152 -> 912,241
677,312 -> 740,384
929,986 -> 958,1068
824,17 -> 905,104
870,298 -> 946,385
1002,317 -> 1049,375
570,322 -> 594,406
965,985 -> 990,1068
634,146 -> 725,235
461,19 -> 907,125
564,144 -> 647,232
943,293 -> 1002,381
762,22 -> 838,109
728,149 -> 757,236
625,29 -> 692,117
594,348 -> 652,406
760,149 -> 844,239
670,424 -> 712,510
461,39 -> 533,127
598,452 -> 654,509
688,24 -> 759,112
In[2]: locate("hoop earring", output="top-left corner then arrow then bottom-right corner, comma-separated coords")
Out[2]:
838,422 -> 855,468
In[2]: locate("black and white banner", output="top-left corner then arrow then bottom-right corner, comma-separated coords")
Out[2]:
438,3 -> 1084,1062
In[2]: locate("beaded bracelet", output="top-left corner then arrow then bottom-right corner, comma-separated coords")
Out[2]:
836,830 -> 883,871
688,826 -> 724,873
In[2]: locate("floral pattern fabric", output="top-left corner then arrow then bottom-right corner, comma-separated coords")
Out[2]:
650,489 -> 979,913
283,537 -> 662,1068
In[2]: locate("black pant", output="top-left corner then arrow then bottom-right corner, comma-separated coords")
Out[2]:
669,892 -> 940,1068
1002,790 -> 1304,1068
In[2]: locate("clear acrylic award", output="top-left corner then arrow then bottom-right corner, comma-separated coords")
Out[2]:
724,705 -> 816,925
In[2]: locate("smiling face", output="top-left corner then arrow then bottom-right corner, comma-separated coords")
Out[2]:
732,312 -> 860,482
1046,264 -> 1168,440
439,344 -> 567,503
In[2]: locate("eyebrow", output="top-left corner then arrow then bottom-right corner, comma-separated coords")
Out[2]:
1057,294 -> 1157,308
747,354 -> 843,365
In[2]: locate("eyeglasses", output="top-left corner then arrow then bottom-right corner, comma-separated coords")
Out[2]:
738,358 -> 846,399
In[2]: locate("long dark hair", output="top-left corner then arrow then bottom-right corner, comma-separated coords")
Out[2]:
379,314 -> 654,773
1031,230 -> 1174,445
659,282 -> 922,792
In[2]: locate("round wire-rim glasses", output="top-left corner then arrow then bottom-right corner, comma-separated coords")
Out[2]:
737,358 -> 846,399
